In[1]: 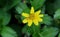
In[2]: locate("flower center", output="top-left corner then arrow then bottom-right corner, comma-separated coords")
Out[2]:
29,14 -> 35,20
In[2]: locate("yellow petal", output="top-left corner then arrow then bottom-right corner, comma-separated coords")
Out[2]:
35,10 -> 41,15
33,19 -> 39,26
30,7 -> 34,14
23,18 -> 28,23
39,14 -> 44,17
22,13 -> 29,17
27,19 -> 32,27
38,18 -> 43,22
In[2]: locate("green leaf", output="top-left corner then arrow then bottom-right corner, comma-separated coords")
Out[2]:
54,9 -> 60,19
54,0 -> 60,10
3,0 -> 21,11
58,33 -> 60,37
15,2 -> 30,14
40,26 -> 58,37
41,6 -> 46,14
30,0 -> 45,10
42,14 -> 52,25
22,25 -> 32,34
0,10 -> 11,25
32,25 -> 41,37
15,6 -> 23,14
1,26 -> 17,37
22,24 -> 40,37
32,32 -> 40,37
31,24 -> 40,33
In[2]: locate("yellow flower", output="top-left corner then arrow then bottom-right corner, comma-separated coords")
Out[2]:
22,7 -> 43,27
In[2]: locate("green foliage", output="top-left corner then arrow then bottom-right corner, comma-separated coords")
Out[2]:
22,24 -> 40,37
3,0 -> 21,11
32,32 -> 40,37
40,26 -> 58,37
54,0 -> 60,10
16,2 -> 30,14
30,0 -> 45,10
0,0 -> 60,37
42,14 -> 52,25
58,33 -> 60,37
0,10 -> 11,25
54,9 -> 60,19
1,26 -> 17,37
